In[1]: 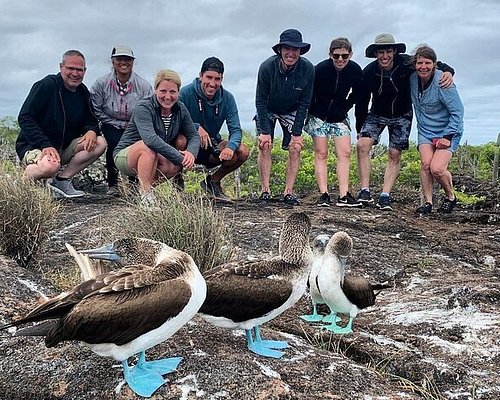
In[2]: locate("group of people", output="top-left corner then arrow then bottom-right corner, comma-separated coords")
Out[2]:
15,29 -> 464,214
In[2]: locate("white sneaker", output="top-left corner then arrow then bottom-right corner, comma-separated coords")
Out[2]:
140,191 -> 157,206
49,178 -> 85,198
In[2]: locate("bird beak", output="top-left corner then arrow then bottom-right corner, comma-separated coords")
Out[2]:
79,244 -> 121,262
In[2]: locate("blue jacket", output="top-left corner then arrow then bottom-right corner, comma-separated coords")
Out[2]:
179,78 -> 242,152
410,70 -> 464,141
16,73 -> 99,159
255,55 -> 314,136
114,95 -> 200,165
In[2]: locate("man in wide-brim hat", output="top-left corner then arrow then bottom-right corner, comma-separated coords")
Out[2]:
254,29 -> 315,206
354,33 -> 455,212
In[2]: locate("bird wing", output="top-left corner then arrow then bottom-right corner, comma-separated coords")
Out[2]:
48,278 -> 192,346
342,275 -> 376,309
201,259 -> 294,322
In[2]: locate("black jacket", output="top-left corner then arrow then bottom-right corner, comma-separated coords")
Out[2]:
356,54 -> 454,132
309,59 -> 362,124
16,74 -> 99,159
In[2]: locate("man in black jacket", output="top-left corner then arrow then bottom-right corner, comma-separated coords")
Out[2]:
16,50 -> 107,198
356,34 -> 454,211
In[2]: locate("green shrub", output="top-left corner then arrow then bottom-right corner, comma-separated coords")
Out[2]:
0,165 -> 60,268
114,182 -> 233,272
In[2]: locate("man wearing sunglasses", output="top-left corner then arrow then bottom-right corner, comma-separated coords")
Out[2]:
305,37 -> 363,208
16,49 -> 106,197
356,34 -> 454,211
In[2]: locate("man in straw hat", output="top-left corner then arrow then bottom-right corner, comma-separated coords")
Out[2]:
254,28 -> 315,206
355,33 -> 454,211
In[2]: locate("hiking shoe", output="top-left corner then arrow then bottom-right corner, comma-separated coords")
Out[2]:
356,189 -> 374,204
140,191 -> 157,205
438,197 -> 457,214
259,191 -> 271,201
336,192 -> 362,208
200,176 -> 233,202
376,195 -> 393,211
283,194 -> 299,206
172,173 -> 185,192
49,177 -> 85,198
316,192 -> 331,207
415,202 -> 432,215
107,185 -> 121,197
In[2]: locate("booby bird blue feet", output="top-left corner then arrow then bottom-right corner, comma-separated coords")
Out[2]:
321,312 -> 341,324
245,326 -> 288,358
299,304 -> 324,322
137,351 -> 182,375
122,352 -> 182,397
320,316 -> 354,334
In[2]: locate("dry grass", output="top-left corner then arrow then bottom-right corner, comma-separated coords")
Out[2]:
114,180 -> 233,272
0,164 -> 60,268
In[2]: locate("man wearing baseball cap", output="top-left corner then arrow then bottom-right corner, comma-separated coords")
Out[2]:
355,33 -> 454,211
179,57 -> 249,202
254,29 -> 315,206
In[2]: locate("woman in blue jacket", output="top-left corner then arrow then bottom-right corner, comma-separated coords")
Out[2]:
410,45 -> 464,214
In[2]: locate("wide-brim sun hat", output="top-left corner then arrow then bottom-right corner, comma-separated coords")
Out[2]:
272,29 -> 311,55
365,33 -> 406,58
111,44 -> 135,59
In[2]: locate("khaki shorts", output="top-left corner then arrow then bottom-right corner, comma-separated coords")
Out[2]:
21,138 -> 80,166
114,146 -> 135,176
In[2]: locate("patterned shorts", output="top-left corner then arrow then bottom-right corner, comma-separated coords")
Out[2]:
304,115 -> 351,138
359,111 -> 413,150
254,111 -> 297,150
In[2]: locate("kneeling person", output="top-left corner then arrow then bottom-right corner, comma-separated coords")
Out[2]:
179,57 -> 249,202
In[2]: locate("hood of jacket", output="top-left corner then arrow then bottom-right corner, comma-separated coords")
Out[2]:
192,77 -> 224,107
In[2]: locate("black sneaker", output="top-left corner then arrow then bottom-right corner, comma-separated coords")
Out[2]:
415,202 -> 432,215
376,195 -> 393,211
438,197 -> 457,214
357,189 -> 374,204
316,192 -> 331,207
283,194 -> 299,206
200,176 -> 233,202
259,191 -> 271,201
336,192 -> 362,208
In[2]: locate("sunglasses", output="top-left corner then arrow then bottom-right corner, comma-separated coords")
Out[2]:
331,53 -> 350,60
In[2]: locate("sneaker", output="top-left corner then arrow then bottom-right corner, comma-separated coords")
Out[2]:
49,177 -> 85,198
283,193 -> 299,206
259,191 -> 271,201
106,185 -> 121,197
438,197 -> 457,214
376,195 -> 393,211
356,189 -> 374,204
172,173 -> 185,192
415,202 -> 432,215
200,176 -> 233,202
316,192 -> 331,207
336,192 -> 362,208
140,191 -> 157,205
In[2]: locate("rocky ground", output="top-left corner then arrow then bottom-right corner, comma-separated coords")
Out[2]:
0,177 -> 499,399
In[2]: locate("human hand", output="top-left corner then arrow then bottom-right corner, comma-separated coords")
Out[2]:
439,72 -> 453,89
219,147 -> 234,161
258,134 -> 272,150
79,130 -> 98,151
41,146 -> 61,163
180,150 -> 195,169
198,126 -> 212,149
290,135 -> 304,150
434,138 -> 451,149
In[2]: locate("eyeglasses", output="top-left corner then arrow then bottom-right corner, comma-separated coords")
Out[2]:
62,65 -> 86,73
331,53 -> 350,60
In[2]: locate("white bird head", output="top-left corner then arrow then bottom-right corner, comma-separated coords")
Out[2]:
325,231 -> 353,270
311,234 -> 330,256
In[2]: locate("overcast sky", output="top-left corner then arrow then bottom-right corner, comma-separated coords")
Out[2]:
1,0 -> 499,145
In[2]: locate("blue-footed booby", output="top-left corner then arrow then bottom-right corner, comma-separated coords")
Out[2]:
314,231 -> 392,334
0,238 -> 207,398
198,212 -> 313,358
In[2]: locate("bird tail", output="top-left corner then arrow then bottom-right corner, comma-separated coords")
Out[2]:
14,320 -> 57,337
373,281 -> 394,296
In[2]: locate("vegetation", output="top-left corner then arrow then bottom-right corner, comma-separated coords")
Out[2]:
0,165 -> 60,268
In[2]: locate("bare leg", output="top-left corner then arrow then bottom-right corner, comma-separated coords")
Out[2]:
418,144 -> 435,204
313,137 -> 329,193
356,137 -> 374,189
58,137 -> 107,178
430,149 -> 454,199
381,147 -> 402,194
334,135 -> 352,197
258,146 -> 272,193
284,141 -> 302,195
